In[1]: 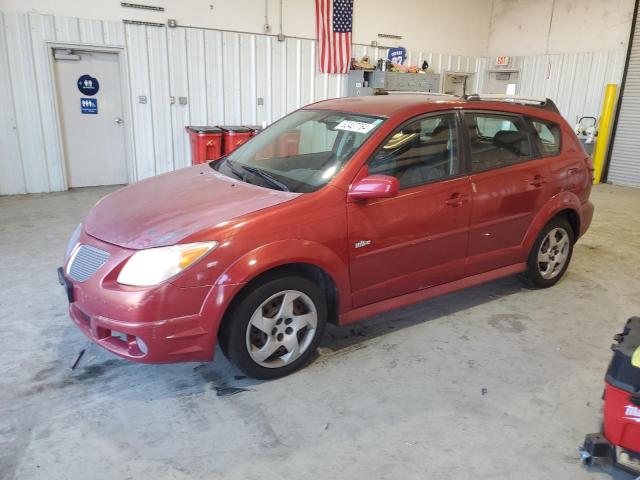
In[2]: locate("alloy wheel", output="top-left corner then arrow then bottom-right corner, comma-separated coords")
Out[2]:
537,227 -> 570,280
245,290 -> 318,368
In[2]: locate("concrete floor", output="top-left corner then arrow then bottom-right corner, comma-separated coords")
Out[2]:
1,184 -> 639,480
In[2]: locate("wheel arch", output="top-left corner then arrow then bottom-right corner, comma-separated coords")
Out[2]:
222,262 -> 341,326
522,192 -> 582,255
213,240 -> 350,329
554,208 -> 580,242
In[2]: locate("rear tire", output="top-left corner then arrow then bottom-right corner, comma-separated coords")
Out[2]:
218,274 -> 327,380
524,217 -> 574,288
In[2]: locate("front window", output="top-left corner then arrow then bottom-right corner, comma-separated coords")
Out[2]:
369,113 -> 460,189
211,110 -> 384,193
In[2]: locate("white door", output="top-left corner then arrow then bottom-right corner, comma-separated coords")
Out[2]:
53,49 -> 128,187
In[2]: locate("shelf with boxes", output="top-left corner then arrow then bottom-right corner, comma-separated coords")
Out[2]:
347,70 -> 442,96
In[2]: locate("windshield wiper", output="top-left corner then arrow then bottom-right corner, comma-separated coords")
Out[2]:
224,158 -> 247,181
239,165 -> 290,192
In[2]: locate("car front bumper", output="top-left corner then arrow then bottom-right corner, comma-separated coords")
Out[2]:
64,291 -> 212,363
58,233 -> 231,363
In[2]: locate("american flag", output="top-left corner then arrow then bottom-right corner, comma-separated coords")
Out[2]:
315,0 -> 353,74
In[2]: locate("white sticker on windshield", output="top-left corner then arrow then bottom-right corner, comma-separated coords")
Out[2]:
334,120 -> 377,134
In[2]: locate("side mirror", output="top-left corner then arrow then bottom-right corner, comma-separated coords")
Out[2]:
348,175 -> 399,201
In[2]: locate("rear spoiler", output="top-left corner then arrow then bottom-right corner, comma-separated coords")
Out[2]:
462,94 -> 560,114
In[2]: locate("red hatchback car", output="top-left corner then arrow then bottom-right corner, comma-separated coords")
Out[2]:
59,93 -> 594,379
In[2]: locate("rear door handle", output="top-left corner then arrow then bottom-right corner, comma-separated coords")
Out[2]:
529,175 -> 547,187
445,192 -> 469,207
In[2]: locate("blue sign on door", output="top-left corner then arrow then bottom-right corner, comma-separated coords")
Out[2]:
77,74 -> 99,96
80,98 -> 98,114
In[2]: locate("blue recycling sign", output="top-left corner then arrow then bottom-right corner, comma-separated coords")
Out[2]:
77,74 -> 99,96
80,98 -> 98,114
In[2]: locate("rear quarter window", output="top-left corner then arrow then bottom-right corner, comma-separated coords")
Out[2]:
530,118 -> 562,156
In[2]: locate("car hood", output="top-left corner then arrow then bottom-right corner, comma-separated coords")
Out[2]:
84,164 -> 300,249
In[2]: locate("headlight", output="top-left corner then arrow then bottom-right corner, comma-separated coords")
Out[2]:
117,242 -> 218,287
65,223 -> 82,261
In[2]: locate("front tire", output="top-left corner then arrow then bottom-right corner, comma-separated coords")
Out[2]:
525,217 -> 574,288
219,274 -> 327,380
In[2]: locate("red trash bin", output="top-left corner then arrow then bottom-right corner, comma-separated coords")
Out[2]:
254,129 -> 300,160
219,126 -> 254,155
185,126 -> 223,165
277,130 -> 300,157
244,125 -> 264,136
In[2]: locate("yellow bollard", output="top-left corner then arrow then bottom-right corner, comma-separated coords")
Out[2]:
592,84 -> 618,184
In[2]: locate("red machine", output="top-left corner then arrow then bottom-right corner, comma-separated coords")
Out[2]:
185,126 -> 223,165
581,317 -> 640,474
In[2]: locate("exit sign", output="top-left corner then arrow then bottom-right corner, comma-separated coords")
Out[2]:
496,56 -> 510,66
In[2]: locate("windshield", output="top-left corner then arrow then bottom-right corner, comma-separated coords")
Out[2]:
211,110 -> 384,193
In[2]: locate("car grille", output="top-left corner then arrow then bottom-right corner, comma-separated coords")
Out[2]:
67,245 -> 110,282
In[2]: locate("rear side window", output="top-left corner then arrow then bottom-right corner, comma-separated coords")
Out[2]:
463,113 -> 532,173
530,119 -> 561,156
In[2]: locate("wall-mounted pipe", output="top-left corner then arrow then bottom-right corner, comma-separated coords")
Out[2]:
264,0 -> 270,33
277,0 -> 284,41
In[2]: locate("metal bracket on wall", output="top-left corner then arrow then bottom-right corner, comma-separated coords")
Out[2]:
378,33 -> 402,40
121,2 -> 164,11
122,19 -> 165,27
53,49 -> 81,61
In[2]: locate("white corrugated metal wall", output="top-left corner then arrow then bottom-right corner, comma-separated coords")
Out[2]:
608,6 -> 640,187
0,10 -> 627,195
0,12 -> 347,194
475,51 -> 626,125
0,12 -> 127,195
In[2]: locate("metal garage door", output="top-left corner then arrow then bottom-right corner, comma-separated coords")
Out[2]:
608,6 -> 640,186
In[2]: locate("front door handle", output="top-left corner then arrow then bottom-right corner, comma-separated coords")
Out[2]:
529,174 -> 547,187
115,117 -> 124,125
445,192 -> 469,207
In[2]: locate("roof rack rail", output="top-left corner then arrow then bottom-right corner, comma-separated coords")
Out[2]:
373,89 -> 457,97
462,93 -> 560,114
